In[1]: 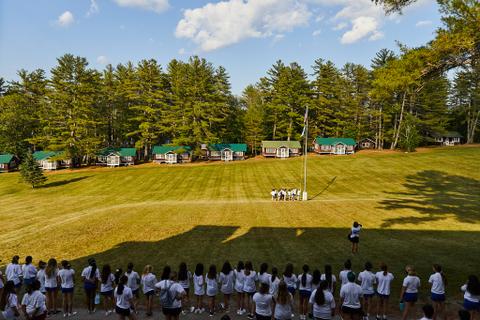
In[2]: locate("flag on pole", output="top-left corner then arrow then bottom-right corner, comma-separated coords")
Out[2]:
300,107 -> 308,137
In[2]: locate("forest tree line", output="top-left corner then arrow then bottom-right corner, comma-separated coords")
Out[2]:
0,0 -> 478,164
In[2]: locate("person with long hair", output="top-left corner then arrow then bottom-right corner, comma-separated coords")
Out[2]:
283,264 -> 297,298
253,282 -> 273,320
36,261 -> 46,295
309,280 -> 336,320
1,281 -> 20,320
44,258 -> 59,315
400,265 -> 421,320
340,272 -> 363,320
358,262 -> 376,320
234,261 -> 246,315
349,222 -> 362,254
141,265 -> 156,317
340,260 -> 353,287
81,258 -> 100,314
273,281 -> 294,320
258,263 -> 271,285
21,279 -> 47,320
298,264 -> 313,320
269,267 -> 281,297
22,256 -> 37,290
125,263 -> 140,312
58,260 -> 76,317
193,263 -> 205,314
155,269 -> 186,320
429,264 -> 446,320
206,265 -> 219,317
461,275 -> 480,320
100,264 -> 116,316
321,265 -> 337,295
219,261 -> 234,312
312,269 -> 321,291
243,261 -> 258,320
177,262 -> 192,314
5,256 -> 22,293
114,275 -> 137,320
374,263 -> 394,320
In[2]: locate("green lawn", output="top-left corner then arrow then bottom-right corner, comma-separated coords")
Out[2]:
0,146 -> 479,303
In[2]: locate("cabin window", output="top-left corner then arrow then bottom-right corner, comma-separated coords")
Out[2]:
321,145 -> 330,150
265,148 -> 276,153
0,164 -> 4,168
211,151 -> 221,157
234,151 -> 243,156
291,148 -> 298,153
123,156 -> 132,161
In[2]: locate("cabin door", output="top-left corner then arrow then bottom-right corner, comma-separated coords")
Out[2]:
166,153 -> 177,164
335,144 -> 345,155
278,147 -> 288,158
222,149 -> 233,161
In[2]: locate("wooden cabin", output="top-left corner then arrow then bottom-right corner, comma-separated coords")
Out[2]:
204,144 -> 247,161
432,131 -> 462,146
261,141 -> 301,158
0,154 -> 17,172
33,151 -> 71,170
313,137 -> 356,155
97,148 -> 137,167
358,138 -> 376,150
152,145 -> 192,164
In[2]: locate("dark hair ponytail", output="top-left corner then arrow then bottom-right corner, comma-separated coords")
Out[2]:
344,259 -> 352,270
271,267 -> 278,284
315,281 -> 328,305
324,265 -> 333,290
380,263 -> 388,276
88,259 -> 97,279
302,264 -> 309,287
117,275 -> 128,295
433,264 -> 447,286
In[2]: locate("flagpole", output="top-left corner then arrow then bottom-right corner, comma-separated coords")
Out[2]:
302,105 -> 309,201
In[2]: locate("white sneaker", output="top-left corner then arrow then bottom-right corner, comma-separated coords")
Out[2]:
105,311 -> 109,316
201,308 -> 205,314
291,314 -> 295,318
190,307 -> 195,313
64,314 -> 68,318
70,312 -> 77,316
237,310 -> 241,315
220,303 -> 225,309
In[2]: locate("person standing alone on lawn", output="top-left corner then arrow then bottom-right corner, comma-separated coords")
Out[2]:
349,222 -> 362,254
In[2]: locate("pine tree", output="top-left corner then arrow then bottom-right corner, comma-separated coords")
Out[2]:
20,152 -> 47,188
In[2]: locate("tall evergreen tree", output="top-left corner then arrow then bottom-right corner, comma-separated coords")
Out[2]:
19,152 -> 47,188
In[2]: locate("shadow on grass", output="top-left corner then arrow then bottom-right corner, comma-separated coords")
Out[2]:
69,225 -> 480,299
310,176 -> 337,200
379,170 -> 480,227
41,176 -> 89,188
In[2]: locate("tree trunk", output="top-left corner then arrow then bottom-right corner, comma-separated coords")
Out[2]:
391,91 -> 407,150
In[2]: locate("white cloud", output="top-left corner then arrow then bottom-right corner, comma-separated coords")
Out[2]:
312,29 -> 321,37
175,0 -> 311,52
97,55 -> 109,65
113,0 -> 169,13
178,48 -> 186,55
87,0 -> 99,17
57,11 -> 75,27
340,16 -> 379,44
415,20 -> 432,27
333,22 -> 348,31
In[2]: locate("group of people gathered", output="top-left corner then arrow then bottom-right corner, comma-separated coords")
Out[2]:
1,256 -> 480,320
270,189 -> 301,201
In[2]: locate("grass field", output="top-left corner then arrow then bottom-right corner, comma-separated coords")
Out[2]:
0,146 -> 479,303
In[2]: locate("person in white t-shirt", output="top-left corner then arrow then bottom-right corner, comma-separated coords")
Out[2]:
234,261 -> 246,315
21,279 -> 47,320
339,260 -> 353,288
374,263 -> 394,320
321,265 -> 337,294
283,264 -> 298,297
219,261 -> 234,312
269,268 -> 281,297
141,265 -> 156,317
155,268 -> 186,320
461,275 -> 480,320
22,256 -> 37,289
358,262 -> 376,320
114,275 -> 137,320
253,283 -> 274,320
44,258 -> 59,316
274,281 -> 294,320
243,261 -> 258,320
428,264 -> 446,320
419,304 -> 434,320
340,272 -> 363,320
349,222 -> 362,254
1,281 -> 20,320
400,265 -> 421,320
6,256 -> 22,292
258,263 -> 271,285
100,264 -> 116,316
124,262 -> 140,312
271,189 -> 277,201
309,280 -> 336,320
58,260 -> 76,317
81,258 -> 100,314
205,265 -> 219,317
193,263 -> 205,314
177,262 -> 192,314
298,264 -> 313,320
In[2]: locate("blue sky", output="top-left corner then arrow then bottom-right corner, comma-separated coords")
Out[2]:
0,0 -> 442,95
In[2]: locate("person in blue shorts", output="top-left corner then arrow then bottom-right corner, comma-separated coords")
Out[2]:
399,265 -> 420,320
428,264 -> 446,320
461,275 -> 480,320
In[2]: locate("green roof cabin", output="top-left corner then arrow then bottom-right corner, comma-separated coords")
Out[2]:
96,148 -> 137,167
203,143 -> 247,161
313,137 -> 356,155
432,131 -> 462,146
152,145 -> 192,164
0,153 -> 18,172
262,141 -> 301,158
33,151 -> 71,170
